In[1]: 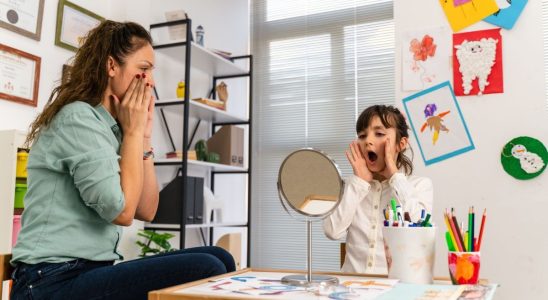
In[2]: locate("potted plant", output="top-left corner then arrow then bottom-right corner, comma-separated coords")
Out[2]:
136,229 -> 177,257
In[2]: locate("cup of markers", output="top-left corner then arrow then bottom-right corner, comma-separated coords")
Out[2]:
382,198 -> 436,284
444,207 -> 486,285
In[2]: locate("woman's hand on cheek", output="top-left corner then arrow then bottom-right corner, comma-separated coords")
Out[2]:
381,137 -> 398,179
111,74 -> 150,138
143,85 -> 154,140
346,141 -> 373,182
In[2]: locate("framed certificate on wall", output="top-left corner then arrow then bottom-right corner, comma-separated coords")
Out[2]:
0,43 -> 41,107
55,0 -> 104,52
0,0 -> 45,41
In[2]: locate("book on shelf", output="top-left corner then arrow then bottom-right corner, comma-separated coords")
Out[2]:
192,98 -> 226,110
208,48 -> 232,60
166,150 -> 197,160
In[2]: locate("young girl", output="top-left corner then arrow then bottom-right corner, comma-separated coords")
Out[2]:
323,105 -> 433,274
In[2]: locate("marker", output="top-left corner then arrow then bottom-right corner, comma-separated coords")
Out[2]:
396,205 -> 403,224
388,210 -> 394,226
390,198 -> 398,221
421,213 -> 431,227
445,231 -> 456,251
404,212 -> 412,222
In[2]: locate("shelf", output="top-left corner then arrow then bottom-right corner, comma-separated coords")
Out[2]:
155,99 -> 248,124
145,222 -> 248,230
153,41 -> 248,76
155,158 -> 247,172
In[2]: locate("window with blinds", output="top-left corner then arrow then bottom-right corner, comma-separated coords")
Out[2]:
251,0 -> 395,271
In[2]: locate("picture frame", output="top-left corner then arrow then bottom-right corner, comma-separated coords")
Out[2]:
55,0 -> 104,52
402,81 -> 475,166
150,10 -> 194,45
0,0 -> 45,41
0,43 -> 41,107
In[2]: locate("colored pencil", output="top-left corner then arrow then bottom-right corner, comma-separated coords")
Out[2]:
443,210 -> 458,252
468,206 -> 474,252
464,231 -> 469,252
451,209 -> 466,252
476,208 -> 487,251
448,211 -> 464,252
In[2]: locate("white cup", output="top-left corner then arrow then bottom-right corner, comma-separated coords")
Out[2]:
382,226 -> 436,284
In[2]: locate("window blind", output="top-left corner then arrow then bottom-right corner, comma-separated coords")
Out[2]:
251,0 -> 395,271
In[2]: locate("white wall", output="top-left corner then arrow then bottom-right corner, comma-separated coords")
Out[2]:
1,0 -> 250,262
120,0 -> 251,262
394,1 -> 548,299
0,0 -> 113,131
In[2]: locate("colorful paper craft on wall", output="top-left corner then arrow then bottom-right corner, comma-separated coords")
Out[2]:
454,0 -> 473,6
402,27 -> 451,91
453,28 -> 503,96
500,136 -> 547,180
402,81 -> 475,166
438,0 -> 499,32
484,0 -> 528,30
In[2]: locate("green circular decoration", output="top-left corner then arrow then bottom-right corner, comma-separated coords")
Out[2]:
500,136 -> 547,180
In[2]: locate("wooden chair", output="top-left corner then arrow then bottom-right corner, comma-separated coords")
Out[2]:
340,243 -> 346,268
0,254 -> 14,295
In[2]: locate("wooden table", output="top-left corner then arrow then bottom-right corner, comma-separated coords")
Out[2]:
148,268 -> 497,300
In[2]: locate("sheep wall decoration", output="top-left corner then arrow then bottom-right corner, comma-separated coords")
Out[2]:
452,28 -> 503,96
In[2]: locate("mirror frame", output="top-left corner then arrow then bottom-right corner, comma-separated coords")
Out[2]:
277,148 -> 345,219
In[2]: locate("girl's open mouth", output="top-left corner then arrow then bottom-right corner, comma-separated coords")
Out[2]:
367,151 -> 378,162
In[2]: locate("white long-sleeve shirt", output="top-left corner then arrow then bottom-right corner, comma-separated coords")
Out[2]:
323,173 -> 433,274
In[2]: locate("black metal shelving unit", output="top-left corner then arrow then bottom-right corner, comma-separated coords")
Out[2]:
146,19 -> 253,265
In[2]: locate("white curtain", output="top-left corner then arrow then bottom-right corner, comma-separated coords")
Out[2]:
251,0 -> 395,271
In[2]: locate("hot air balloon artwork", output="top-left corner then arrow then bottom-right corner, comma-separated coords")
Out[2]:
420,103 -> 450,145
403,81 -> 475,166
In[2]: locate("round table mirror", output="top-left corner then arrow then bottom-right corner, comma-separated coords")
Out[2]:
277,148 -> 344,286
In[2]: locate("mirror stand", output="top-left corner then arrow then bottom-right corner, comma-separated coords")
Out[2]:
281,221 -> 339,287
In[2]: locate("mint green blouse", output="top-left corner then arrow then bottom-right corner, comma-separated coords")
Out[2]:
12,101 -> 125,265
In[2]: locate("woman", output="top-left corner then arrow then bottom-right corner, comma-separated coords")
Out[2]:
10,20 -> 234,300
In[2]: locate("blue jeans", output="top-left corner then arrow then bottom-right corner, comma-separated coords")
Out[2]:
11,246 -> 235,300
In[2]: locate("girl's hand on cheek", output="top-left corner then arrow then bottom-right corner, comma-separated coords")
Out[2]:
346,141 -> 373,182
381,137 -> 398,179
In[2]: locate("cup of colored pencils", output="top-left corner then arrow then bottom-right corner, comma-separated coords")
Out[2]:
444,207 -> 486,285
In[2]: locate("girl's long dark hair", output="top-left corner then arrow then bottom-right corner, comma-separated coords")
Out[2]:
26,20 -> 152,146
356,105 -> 414,175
